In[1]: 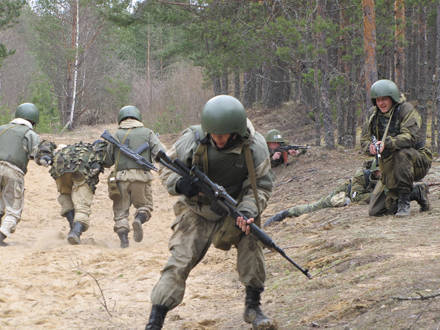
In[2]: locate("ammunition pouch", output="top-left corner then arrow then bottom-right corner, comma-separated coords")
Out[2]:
107,170 -> 121,200
212,216 -> 243,251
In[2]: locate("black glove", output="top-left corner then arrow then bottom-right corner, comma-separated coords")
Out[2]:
175,177 -> 200,198
263,210 -> 289,227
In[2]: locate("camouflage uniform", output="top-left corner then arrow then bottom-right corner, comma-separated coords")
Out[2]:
150,119 -> 273,311
106,118 -> 165,246
286,166 -> 377,217
49,142 -> 109,235
0,118 -> 45,239
360,102 -> 432,215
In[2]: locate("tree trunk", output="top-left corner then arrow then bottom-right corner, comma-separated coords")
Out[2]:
417,4 -> 427,146
317,0 -> 335,149
394,0 -> 405,92
221,71 -> 229,94
212,76 -> 222,95
362,0 -> 378,120
234,70 -> 240,99
242,70 -> 256,108
436,3 -> 440,152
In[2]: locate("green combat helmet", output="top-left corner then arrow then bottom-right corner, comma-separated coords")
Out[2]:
265,129 -> 285,143
370,79 -> 400,105
201,95 -> 247,136
15,103 -> 39,125
118,105 -> 142,124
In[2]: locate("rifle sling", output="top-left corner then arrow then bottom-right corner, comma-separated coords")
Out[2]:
115,129 -> 131,172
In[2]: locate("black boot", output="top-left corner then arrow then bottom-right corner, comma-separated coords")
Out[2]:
145,304 -> 168,330
133,212 -> 150,243
0,232 -> 7,247
244,287 -> 276,330
395,192 -> 411,217
67,222 -> 85,245
410,183 -> 430,212
117,229 -> 129,248
63,210 -> 75,230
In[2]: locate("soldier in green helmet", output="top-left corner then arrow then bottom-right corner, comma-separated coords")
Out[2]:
265,129 -> 300,167
104,105 -> 165,248
0,103 -> 54,246
145,95 -> 276,330
49,141 -> 111,245
360,79 -> 432,217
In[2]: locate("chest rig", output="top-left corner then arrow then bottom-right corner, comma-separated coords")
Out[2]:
190,126 -> 261,216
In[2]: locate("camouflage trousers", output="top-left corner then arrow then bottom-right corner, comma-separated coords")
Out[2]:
56,172 -> 94,230
287,187 -> 347,217
369,147 -> 432,216
0,163 -> 25,237
112,180 -> 153,232
150,209 -> 266,310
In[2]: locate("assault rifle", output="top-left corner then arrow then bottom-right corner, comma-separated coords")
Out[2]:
156,150 -> 312,279
101,130 -> 158,172
371,135 -> 381,165
274,145 -> 310,153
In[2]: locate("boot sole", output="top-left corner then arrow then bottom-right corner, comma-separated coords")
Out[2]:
67,234 -> 80,245
132,220 -> 143,243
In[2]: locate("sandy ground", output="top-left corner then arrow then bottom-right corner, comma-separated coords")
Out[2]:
2,122 -> 440,329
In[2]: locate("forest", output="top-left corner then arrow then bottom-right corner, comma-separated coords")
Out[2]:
1,0 -> 439,151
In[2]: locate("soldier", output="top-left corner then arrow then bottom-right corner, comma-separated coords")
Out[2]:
105,105 -> 165,248
264,159 -> 381,226
49,141 -> 110,245
0,103 -> 52,246
360,79 -> 432,217
145,95 -> 275,329
265,129 -> 300,167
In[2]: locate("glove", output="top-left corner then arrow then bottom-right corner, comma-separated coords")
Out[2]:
175,177 -> 200,198
39,155 -> 52,167
263,210 -> 289,227
89,162 -> 102,176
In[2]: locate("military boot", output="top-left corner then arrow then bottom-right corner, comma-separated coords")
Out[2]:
67,221 -> 85,245
117,229 -> 129,248
145,304 -> 168,330
410,183 -> 430,212
0,232 -> 7,247
395,192 -> 411,217
243,286 -> 276,330
133,212 -> 150,243
63,210 -> 75,230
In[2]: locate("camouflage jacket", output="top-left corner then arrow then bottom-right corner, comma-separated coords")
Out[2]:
49,141 -> 109,192
360,101 -> 423,159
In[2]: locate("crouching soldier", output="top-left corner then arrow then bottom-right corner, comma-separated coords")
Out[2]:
0,103 -> 53,246
105,105 -> 165,248
49,141 -> 110,244
360,79 -> 432,216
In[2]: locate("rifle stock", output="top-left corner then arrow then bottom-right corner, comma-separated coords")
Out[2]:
156,150 -> 312,279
